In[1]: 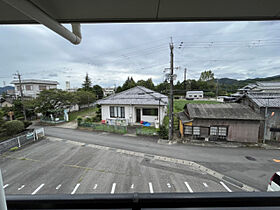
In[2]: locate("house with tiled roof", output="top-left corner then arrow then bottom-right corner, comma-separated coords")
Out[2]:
97,86 -> 168,126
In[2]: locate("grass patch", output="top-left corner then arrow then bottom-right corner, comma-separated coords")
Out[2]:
69,107 -> 98,121
173,99 -> 220,113
9,146 -> 19,152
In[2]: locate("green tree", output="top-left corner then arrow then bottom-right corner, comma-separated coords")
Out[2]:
82,73 -> 92,91
136,78 -> 155,90
75,90 -> 96,107
122,77 -> 136,91
199,70 -> 214,81
3,120 -> 25,136
35,89 -> 77,118
92,85 -> 103,99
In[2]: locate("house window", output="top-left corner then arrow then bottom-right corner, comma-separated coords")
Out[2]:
184,126 -> 192,135
189,95 -> 192,97
110,106 -> 125,118
210,127 -> 218,136
39,85 -> 47,90
199,95 -> 202,97
194,95 -> 197,98
193,127 -> 200,135
142,108 -> 158,116
16,86 -> 20,91
25,85 -> 32,91
218,127 -> 227,136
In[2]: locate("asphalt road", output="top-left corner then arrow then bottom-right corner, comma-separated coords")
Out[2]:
40,126 -> 280,191
0,137 -> 239,195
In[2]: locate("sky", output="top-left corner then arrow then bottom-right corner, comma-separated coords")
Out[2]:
1,21 -> 280,89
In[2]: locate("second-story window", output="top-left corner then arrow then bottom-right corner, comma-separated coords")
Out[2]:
39,85 -> 47,90
25,85 -> 33,91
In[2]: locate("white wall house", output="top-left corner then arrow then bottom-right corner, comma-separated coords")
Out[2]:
186,91 -> 203,99
97,86 -> 168,126
102,87 -> 115,97
11,79 -> 59,98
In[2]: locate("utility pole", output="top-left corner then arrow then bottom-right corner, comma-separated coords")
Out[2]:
184,68 -> 187,91
216,78 -> 219,98
14,72 -> 27,121
169,38 -> 174,141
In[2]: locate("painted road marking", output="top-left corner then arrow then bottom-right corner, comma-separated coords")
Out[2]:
93,184 -> 98,190
130,184 -> 134,189
148,182 -> 154,193
220,181 -> 232,192
167,183 -> 171,188
111,183 -> 116,194
18,185 -> 25,191
32,184 -> 45,195
3,184 -> 9,189
56,184 -> 62,190
184,182 -> 193,193
203,182 -> 208,187
71,183 -> 80,194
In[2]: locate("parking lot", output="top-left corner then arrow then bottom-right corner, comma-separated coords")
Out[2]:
0,137 -> 241,195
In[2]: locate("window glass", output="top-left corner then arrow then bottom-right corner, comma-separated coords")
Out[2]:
142,108 -> 158,116
193,127 -> 200,135
184,126 -> 192,135
210,127 -> 218,135
218,127 -> 227,136
39,85 -> 47,90
110,106 -> 125,118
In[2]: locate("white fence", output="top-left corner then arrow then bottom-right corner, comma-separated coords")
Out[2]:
0,128 -> 45,154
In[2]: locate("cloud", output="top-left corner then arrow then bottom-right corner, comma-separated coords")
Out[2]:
1,21 -> 280,89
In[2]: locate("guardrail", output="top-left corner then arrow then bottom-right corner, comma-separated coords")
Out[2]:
6,192 -> 280,209
0,128 -> 45,154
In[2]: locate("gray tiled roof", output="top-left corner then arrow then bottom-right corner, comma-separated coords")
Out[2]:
97,86 -> 168,106
247,93 -> 280,108
186,103 -> 263,121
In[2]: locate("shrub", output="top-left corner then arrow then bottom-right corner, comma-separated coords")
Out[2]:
3,120 -> 25,136
23,120 -> 32,128
91,116 -> 101,122
84,117 -> 92,123
77,116 -> 83,125
158,125 -> 168,139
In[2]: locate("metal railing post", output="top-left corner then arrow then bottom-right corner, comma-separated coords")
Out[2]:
0,169 -> 7,210
17,137 -> 21,148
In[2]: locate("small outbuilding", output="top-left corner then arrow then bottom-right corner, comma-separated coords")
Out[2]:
178,103 -> 263,143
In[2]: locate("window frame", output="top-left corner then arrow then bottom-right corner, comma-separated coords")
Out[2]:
109,106 -> 125,118
142,108 -> 158,116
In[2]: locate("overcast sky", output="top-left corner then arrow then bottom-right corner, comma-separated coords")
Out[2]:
1,21 -> 280,89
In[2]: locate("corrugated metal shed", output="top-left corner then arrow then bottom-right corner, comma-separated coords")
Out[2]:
97,86 -> 168,106
247,93 -> 280,108
186,103 -> 263,121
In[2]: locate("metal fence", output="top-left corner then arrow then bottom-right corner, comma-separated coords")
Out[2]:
0,128 -> 45,154
79,122 -> 127,134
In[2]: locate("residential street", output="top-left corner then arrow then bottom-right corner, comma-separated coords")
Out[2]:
37,126 -> 280,191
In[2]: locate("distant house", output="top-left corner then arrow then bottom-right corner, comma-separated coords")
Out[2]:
239,82 -> 280,94
0,98 -> 13,108
238,92 -> 280,141
178,103 -> 263,143
97,86 -> 168,126
11,79 -> 59,98
186,91 -> 203,100
102,87 -> 115,97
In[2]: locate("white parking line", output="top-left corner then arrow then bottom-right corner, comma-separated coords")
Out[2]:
3,184 -> 9,189
130,184 -> 134,189
71,183 -> 80,194
93,184 -> 98,190
148,182 -> 154,193
167,183 -> 171,188
220,181 -> 232,192
203,182 -> 208,187
55,184 -> 62,190
184,182 -> 193,193
31,184 -> 45,195
111,183 -> 116,194
18,185 -> 25,191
